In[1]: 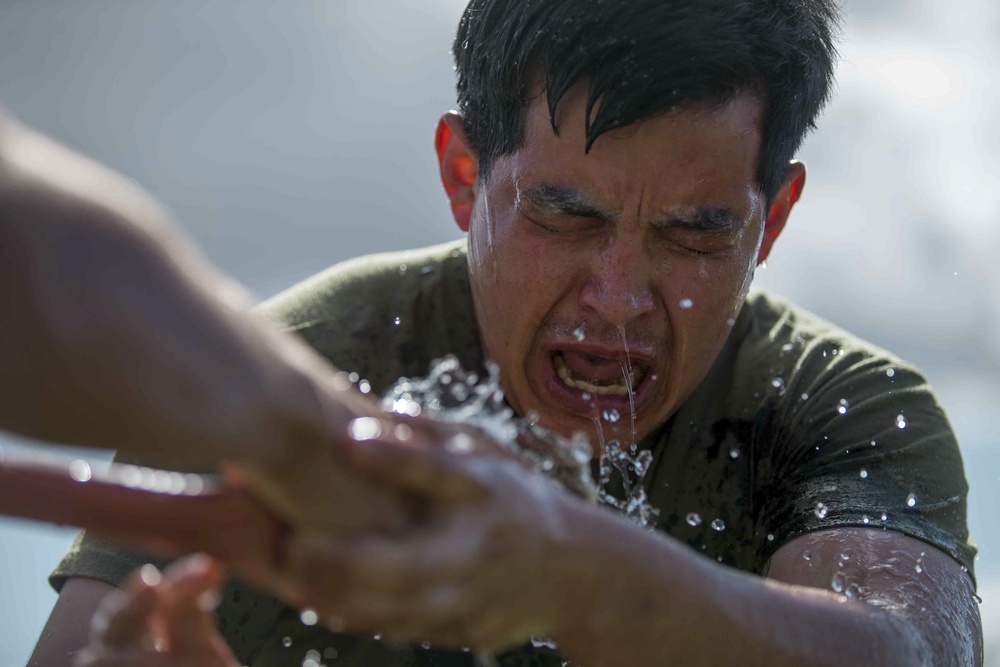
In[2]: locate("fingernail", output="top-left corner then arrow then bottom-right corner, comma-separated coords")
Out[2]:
168,553 -> 212,580
139,564 -> 162,587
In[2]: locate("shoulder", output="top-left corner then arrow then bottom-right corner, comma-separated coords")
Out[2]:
253,239 -> 481,394
258,239 -> 469,330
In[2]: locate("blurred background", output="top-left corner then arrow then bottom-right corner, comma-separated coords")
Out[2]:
0,0 -> 997,663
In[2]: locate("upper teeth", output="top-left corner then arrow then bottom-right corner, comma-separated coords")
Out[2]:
553,353 -> 646,396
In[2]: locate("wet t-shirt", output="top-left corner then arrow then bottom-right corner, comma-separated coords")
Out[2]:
51,239 -> 976,667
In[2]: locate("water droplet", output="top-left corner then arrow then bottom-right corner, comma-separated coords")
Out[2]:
837,398 -> 849,415
530,636 -> 558,649
421,265 -> 434,274
803,552 -> 812,561
915,562 -> 923,574
303,650 -> 322,667
686,512 -> 703,527
348,417 -> 383,441
300,609 -> 318,626
581,392 -> 592,401
870,440 -> 877,447
831,572 -> 846,592
573,325 -> 586,342
325,647 -> 340,659
348,372 -> 360,384
896,414 -> 907,429
860,468 -> 868,479
886,368 -> 896,378
69,459 -> 92,483
800,392 -> 809,401
679,298 -> 694,309
771,377 -> 785,391
398,263 -> 408,274
767,533 -> 775,541
974,594 -> 983,604
420,641 -> 432,649
729,448 -> 739,459
726,318 -> 737,327
373,634 -> 382,641
906,493 -> 917,508
814,502 -> 829,520
881,513 -> 888,522
282,636 -> 293,648
710,518 -> 726,531
840,551 -> 852,561
862,515 -> 871,524
760,260 -> 768,270
359,379 -> 371,394
602,409 -> 621,423
393,316 -> 401,326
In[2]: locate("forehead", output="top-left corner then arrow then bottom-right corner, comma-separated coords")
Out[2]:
506,84 -> 766,212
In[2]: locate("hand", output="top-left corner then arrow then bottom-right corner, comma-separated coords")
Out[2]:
281,427 -> 583,653
74,555 -> 239,667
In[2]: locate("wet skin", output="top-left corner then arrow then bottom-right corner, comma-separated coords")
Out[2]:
439,85 -> 797,450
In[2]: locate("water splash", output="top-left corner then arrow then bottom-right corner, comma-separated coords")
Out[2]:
617,325 -> 637,447
602,409 -> 621,424
381,356 -> 659,521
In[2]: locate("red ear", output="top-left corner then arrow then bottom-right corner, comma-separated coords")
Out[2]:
435,113 -> 479,232
758,161 -> 806,264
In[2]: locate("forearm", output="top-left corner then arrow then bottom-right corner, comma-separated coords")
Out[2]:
0,115 -> 374,468
549,503 -> 925,667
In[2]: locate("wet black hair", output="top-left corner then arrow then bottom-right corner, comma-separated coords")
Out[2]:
453,0 -> 841,203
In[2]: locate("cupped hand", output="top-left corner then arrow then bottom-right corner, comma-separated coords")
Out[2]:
280,426 -> 583,653
74,555 -> 240,667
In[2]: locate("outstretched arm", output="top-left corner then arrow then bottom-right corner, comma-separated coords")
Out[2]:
0,111 -> 397,528
280,435 -> 984,665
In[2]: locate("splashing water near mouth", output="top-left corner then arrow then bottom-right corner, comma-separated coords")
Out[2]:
381,355 -> 659,524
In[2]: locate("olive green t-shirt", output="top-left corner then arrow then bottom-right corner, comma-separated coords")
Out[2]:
51,239 -> 976,666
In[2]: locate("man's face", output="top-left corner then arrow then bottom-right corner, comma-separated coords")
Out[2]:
460,87 -> 770,449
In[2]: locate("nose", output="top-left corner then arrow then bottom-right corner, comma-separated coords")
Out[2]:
578,237 -> 655,327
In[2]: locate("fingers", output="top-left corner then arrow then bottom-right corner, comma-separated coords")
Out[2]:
91,566 -> 161,650
344,420 -> 490,502
158,555 -> 228,656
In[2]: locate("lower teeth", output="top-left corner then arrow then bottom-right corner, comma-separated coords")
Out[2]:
554,354 -> 637,396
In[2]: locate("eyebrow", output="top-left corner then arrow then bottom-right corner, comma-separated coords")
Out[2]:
520,182 -> 745,232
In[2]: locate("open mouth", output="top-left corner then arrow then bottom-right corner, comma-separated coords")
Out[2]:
552,351 -> 650,396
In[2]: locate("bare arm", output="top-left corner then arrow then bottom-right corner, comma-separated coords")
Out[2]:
0,112 -> 399,527
269,440 -> 981,664
549,510 -> 982,666
27,578 -> 116,667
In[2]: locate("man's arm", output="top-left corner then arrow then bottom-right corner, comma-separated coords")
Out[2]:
278,440 -> 983,665
0,112 -> 400,527
549,509 -> 982,666
27,578 -> 116,667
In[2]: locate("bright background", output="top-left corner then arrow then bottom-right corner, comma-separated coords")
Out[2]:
1,0 -> 997,663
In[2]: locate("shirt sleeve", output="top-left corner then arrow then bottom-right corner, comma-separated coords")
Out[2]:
754,338 -> 977,584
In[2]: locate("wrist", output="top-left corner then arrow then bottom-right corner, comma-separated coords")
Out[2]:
538,491 -> 609,641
